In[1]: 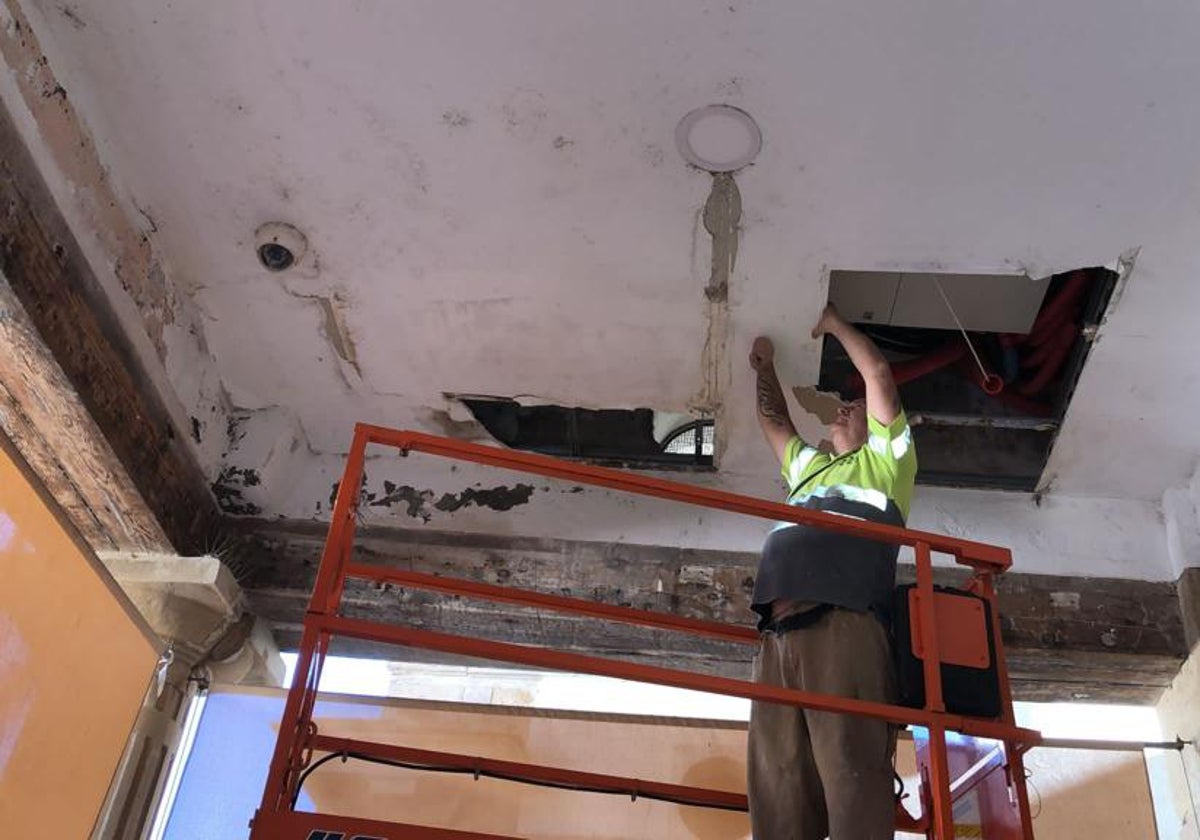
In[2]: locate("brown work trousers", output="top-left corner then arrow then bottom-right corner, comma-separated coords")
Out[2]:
747,606 -> 898,840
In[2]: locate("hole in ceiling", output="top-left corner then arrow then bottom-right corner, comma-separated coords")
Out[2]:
675,104 -> 762,173
819,266 -> 1120,490
460,399 -> 715,471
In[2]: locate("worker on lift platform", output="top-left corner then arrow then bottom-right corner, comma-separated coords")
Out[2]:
747,303 -> 918,839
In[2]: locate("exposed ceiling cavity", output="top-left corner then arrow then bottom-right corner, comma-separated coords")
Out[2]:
819,267 -> 1120,490
462,398 -> 715,470
829,270 -> 1050,334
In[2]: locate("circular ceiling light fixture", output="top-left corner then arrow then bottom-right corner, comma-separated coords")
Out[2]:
675,104 -> 762,173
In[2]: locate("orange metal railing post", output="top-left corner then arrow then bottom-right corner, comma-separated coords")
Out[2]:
914,542 -> 946,713
257,424 -> 369,825
1007,745 -> 1036,839
309,424 -> 370,616
926,724 -> 956,838
914,541 -> 955,835
975,570 -> 1037,838
977,572 -> 1017,726
257,620 -> 323,814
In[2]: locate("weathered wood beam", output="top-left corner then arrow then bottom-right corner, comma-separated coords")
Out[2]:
1177,567 -> 1200,652
0,273 -> 165,550
237,520 -> 1186,704
0,102 -> 221,554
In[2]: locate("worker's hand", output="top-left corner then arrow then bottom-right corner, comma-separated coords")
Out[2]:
749,336 -> 775,372
811,303 -> 844,339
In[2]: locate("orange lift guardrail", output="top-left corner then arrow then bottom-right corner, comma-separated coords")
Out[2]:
250,424 -> 1041,839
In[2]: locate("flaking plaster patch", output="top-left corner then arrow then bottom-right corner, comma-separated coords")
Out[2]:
1102,246 -> 1140,328
702,173 -> 740,304
360,479 -> 537,522
276,280 -> 362,385
214,405 -> 307,515
689,174 -> 739,449
315,294 -> 361,378
211,466 -> 262,516
0,0 -> 229,475
422,407 -> 488,440
1049,591 -> 1082,610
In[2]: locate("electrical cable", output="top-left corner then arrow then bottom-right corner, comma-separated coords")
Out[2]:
291,750 -> 749,813
1024,766 -> 1042,819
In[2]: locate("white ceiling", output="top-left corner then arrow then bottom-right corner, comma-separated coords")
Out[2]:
9,1 -> 1200,576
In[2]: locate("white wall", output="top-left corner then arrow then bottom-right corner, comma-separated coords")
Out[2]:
1157,645 -> 1200,839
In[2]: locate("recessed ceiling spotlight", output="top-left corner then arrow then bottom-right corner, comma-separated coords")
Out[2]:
675,104 -> 762,173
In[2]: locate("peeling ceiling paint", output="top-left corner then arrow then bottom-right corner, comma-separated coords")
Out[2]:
6,0 -> 1200,578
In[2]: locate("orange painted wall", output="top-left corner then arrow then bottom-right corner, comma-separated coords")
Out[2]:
273,690 -> 752,839
0,438 -> 160,836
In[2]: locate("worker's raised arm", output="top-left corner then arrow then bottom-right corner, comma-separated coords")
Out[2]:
749,336 -> 798,464
812,304 -> 900,426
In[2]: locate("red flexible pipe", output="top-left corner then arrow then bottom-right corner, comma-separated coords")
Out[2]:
1019,325 -> 1078,395
1021,327 -> 1068,369
1027,308 -> 1071,350
845,340 -> 968,395
1027,270 -> 1089,346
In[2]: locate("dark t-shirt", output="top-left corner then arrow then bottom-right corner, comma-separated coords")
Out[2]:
751,411 -> 917,630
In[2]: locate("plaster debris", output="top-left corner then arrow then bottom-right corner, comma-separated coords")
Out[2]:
793,386 -> 845,425
422,407 -> 487,439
